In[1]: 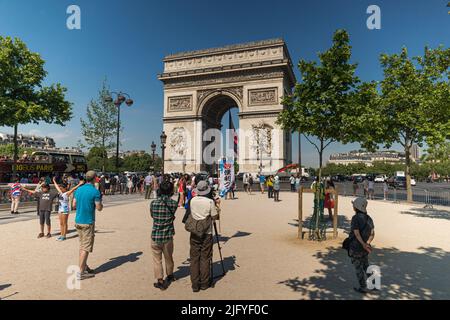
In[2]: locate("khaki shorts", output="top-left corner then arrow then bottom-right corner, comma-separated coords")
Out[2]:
75,223 -> 95,253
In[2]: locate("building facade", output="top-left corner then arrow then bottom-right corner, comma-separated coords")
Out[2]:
0,132 -> 56,149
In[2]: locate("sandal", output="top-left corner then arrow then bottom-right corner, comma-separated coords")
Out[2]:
37,233 -> 44,239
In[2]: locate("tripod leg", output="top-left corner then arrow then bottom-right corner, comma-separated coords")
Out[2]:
213,222 -> 226,276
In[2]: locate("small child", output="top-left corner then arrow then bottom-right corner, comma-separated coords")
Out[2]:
52,177 -> 84,241
22,184 -> 59,238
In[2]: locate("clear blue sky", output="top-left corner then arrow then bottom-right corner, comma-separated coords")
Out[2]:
0,0 -> 449,168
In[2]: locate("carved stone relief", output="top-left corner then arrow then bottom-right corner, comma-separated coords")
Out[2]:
168,95 -> 193,112
248,88 -> 278,106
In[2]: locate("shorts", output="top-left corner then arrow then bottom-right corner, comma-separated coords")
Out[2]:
75,223 -> 95,253
58,211 -> 70,215
39,210 -> 51,226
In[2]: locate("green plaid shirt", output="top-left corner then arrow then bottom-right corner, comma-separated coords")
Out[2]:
150,195 -> 178,243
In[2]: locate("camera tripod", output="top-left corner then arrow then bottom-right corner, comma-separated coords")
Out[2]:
209,221 -> 226,287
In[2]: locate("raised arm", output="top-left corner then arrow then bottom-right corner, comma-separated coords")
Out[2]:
66,181 -> 84,196
52,177 -> 63,194
20,186 -> 36,195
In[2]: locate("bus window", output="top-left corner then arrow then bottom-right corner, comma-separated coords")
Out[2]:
71,155 -> 87,164
50,153 -> 70,163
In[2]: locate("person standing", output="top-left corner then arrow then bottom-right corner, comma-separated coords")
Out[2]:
368,179 -> 375,200
289,175 -> 296,192
273,175 -> 280,202
267,175 -> 274,199
352,178 -> 359,197
324,180 -> 335,220
362,178 -> 369,199
144,173 -> 153,199
383,180 -> 389,200
188,181 -> 220,292
242,173 -> 249,194
295,174 -> 301,192
72,171 -> 103,280
150,180 -> 178,290
248,174 -> 254,195
259,174 -> 266,194
22,183 -> 59,238
152,175 -> 160,199
9,177 -> 21,215
52,177 -> 83,241
348,197 -> 375,294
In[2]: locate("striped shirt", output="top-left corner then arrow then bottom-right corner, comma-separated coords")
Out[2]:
10,183 -> 21,197
150,195 -> 178,243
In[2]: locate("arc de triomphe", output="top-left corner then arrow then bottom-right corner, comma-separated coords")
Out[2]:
158,39 -> 296,174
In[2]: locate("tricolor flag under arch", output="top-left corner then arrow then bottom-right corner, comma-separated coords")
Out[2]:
228,110 -> 238,160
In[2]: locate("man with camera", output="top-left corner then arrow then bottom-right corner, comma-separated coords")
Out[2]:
187,180 -> 220,292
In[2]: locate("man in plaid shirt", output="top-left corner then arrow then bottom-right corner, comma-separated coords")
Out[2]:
150,180 -> 178,290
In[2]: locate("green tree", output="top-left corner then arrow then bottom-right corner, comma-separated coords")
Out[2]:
0,144 -> 35,158
80,80 -> 119,171
373,46 -> 450,201
277,30 -> 362,179
0,36 -> 72,177
86,146 -> 108,171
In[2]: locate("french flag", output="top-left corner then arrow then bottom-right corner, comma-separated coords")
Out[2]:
228,111 -> 238,160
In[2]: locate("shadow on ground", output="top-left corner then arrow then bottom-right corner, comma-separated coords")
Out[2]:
279,246 -> 450,300
95,251 -> 143,274
0,284 -> 11,291
401,208 -> 450,221
289,215 -> 352,234
216,231 -> 252,245
173,255 -> 239,286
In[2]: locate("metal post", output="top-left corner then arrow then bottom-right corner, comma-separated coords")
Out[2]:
115,103 -> 121,170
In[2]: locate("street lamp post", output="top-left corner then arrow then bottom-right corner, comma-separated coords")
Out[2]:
151,141 -> 156,172
160,131 -> 167,175
104,92 -> 134,170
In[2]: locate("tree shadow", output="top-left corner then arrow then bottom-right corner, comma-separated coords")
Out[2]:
289,215 -> 351,234
401,208 -> 450,221
95,252 -> 143,274
278,246 -> 450,300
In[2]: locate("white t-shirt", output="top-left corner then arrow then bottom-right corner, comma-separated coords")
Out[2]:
190,196 -> 219,235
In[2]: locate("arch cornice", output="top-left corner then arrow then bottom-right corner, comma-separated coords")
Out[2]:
196,87 -> 243,117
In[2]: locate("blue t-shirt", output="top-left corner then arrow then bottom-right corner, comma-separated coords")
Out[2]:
74,184 -> 101,225
259,176 -> 266,184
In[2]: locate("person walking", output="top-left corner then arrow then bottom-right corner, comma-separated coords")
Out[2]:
273,175 -> 281,202
259,174 -> 266,194
383,180 -> 389,200
152,175 -> 160,199
72,171 -> 103,280
127,175 -> 133,195
52,177 -> 83,241
362,178 -> 369,199
119,175 -> 127,194
348,197 -> 375,294
9,177 -> 21,215
188,181 -> 220,292
150,180 -> 178,290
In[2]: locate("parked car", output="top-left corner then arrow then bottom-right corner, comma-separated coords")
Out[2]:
388,176 -> 407,189
374,175 -> 387,183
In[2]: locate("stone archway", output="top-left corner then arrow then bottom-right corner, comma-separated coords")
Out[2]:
159,39 -> 296,174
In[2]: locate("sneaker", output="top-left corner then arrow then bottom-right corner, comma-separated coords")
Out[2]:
85,266 -> 95,274
153,281 -> 167,291
192,287 -> 200,293
200,284 -> 210,291
37,233 -> 45,239
77,271 -> 95,281
56,236 -> 66,241
166,274 -> 176,283
46,233 -> 52,238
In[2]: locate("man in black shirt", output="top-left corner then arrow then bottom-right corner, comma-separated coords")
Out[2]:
349,197 -> 375,294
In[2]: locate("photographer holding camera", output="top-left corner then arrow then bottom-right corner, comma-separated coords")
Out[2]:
185,180 -> 220,292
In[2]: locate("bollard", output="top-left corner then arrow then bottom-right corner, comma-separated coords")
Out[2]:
424,189 -> 433,209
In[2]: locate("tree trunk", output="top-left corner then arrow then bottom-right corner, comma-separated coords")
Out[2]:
405,143 -> 413,203
12,124 -> 18,181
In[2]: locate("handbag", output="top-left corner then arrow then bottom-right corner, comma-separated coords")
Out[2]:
185,213 -> 212,237
342,216 -> 368,256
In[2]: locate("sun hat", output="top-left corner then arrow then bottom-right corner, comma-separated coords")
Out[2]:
194,180 -> 211,196
352,197 -> 368,213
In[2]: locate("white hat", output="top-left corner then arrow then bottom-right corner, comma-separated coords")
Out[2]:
352,197 -> 368,213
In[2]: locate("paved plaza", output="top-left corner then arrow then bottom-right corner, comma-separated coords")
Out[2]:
1,191 -> 450,300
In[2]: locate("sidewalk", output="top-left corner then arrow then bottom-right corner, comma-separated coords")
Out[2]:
1,191 -> 450,300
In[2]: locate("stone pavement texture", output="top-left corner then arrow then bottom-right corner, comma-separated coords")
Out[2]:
1,191 -> 450,300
